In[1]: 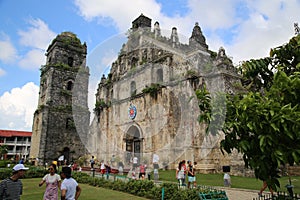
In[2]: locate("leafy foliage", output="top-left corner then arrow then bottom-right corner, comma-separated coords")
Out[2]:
196,86 -> 226,135
196,86 -> 211,125
221,34 -> 300,191
142,83 -> 164,98
0,145 -> 8,158
239,57 -> 273,91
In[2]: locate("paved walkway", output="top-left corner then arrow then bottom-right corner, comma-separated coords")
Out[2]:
217,187 -> 272,200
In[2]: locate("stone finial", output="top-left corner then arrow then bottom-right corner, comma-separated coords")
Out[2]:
100,74 -> 106,84
154,21 -> 161,38
294,22 -> 300,35
217,47 -> 226,58
216,46 -> 233,67
171,27 -> 179,47
189,22 -> 208,49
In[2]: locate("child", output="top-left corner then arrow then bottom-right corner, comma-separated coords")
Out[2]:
131,169 -> 136,180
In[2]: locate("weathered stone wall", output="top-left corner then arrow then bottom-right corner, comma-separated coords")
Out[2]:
30,32 -> 90,165
90,15 -> 246,174
92,64 -> 240,171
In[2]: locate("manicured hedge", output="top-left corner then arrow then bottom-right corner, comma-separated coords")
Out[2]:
0,168 -> 228,200
0,166 -> 46,180
71,172 -> 226,200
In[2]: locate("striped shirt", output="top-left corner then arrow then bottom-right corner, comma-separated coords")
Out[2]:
0,178 -> 23,200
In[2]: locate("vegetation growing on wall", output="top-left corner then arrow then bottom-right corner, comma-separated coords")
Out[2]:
186,69 -> 198,79
142,83 -> 164,98
94,99 -> 110,115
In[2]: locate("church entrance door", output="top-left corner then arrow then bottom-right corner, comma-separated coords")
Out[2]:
125,126 -> 142,165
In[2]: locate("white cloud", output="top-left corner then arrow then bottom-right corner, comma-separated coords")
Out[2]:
74,0 -> 162,32
187,0 -> 239,30
0,82 -> 39,131
0,33 -> 18,63
0,68 -> 6,77
18,18 -> 56,49
74,0 -> 300,64
19,49 -> 46,70
17,18 -> 55,70
225,1 -> 299,64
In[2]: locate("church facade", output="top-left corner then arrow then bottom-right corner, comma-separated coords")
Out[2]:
31,14 -> 245,173
88,14 -> 243,172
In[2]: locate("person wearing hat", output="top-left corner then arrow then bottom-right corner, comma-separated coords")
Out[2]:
60,166 -> 81,200
0,164 -> 28,200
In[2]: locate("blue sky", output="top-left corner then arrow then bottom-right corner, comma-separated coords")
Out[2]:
0,0 -> 299,131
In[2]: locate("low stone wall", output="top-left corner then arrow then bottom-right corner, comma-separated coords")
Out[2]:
214,165 -> 255,177
287,165 -> 300,176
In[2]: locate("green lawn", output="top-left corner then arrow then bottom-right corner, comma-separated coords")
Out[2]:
22,178 -> 147,200
18,171 -> 300,199
158,170 -> 300,194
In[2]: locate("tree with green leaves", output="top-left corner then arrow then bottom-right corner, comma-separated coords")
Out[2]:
0,145 -> 8,159
220,34 -> 300,191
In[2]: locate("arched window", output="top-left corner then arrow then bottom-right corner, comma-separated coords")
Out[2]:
68,57 -> 74,67
130,81 -> 136,96
67,81 -> 73,91
157,69 -> 163,83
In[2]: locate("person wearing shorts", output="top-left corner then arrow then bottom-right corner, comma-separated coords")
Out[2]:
187,161 -> 195,189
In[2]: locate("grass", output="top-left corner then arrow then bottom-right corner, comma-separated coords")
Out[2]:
17,171 -> 300,199
22,178 -> 147,200
158,170 -> 300,194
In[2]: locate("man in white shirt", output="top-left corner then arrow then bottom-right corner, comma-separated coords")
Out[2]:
132,156 -> 138,169
60,167 -> 81,200
152,153 -> 159,169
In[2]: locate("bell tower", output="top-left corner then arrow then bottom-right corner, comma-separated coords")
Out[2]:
30,32 -> 90,165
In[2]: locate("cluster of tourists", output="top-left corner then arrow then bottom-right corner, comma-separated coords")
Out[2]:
176,160 -> 197,189
128,162 -> 147,180
128,153 -> 160,181
0,163 -> 81,200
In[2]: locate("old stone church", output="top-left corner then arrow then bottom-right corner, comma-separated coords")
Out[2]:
30,14 -> 244,173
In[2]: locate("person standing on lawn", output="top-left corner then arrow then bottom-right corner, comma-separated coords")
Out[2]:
60,166 -> 81,200
90,156 -> 95,169
176,161 -> 185,187
187,160 -> 195,189
0,164 -> 28,200
39,163 -> 61,200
